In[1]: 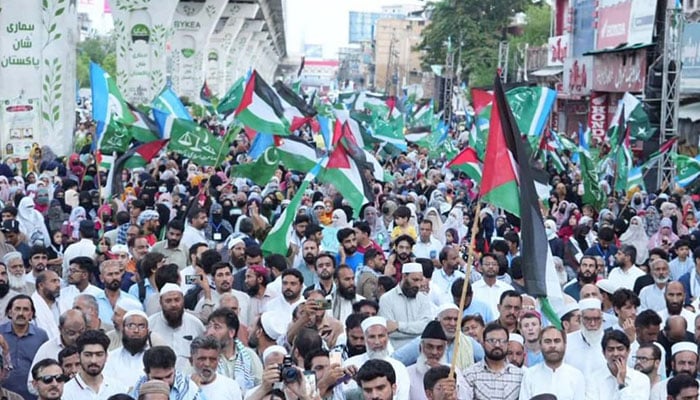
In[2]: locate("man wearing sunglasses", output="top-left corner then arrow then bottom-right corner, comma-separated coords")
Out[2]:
30,358 -> 67,400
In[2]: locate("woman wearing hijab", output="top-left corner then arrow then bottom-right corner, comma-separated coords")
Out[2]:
47,199 -> 67,233
648,217 -> 680,250
644,206 -> 661,237
443,207 -> 464,244
63,206 -> 87,243
362,205 -> 389,250
320,208 -> 350,255
17,196 -> 51,246
619,216 -> 650,265
424,207 -> 445,245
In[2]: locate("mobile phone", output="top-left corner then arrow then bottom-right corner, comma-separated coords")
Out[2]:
303,371 -> 317,397
329,351 -> 342,366
316,299 -> 332,310
185,275 -> 201,284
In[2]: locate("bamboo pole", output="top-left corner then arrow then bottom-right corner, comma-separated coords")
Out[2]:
449,200 -> 482,378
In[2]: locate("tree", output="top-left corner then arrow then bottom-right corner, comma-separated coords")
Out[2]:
76,34 -> 117,87
508,2 -> 552,82
418,0 -> 529,87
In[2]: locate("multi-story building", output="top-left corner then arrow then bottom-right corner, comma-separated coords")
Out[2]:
373,17 -> 426,95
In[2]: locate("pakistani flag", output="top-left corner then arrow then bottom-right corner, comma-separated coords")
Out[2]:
154,110 -> 231,166
608,92 -> 656,141
235,70 -> 291,136
262,160 -> 323,256
153,87 -> 192,121
671,153 -> 700,188
230,147 -> 281,186
578,149 -> 606,210
90,62 -> 135,153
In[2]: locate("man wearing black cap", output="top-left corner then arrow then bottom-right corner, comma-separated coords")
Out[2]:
2,219 -> 30,265
408,320 -> 467,400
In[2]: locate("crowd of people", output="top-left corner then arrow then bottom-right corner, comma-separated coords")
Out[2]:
0,117 -> 698,400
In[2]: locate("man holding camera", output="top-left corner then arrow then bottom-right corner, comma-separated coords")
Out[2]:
246,345 -> 315,400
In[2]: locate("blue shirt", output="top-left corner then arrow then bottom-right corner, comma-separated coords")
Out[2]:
336,252 -> 364,273
392,334 -> 484,366
526,348 -> 544,367
1,322 -> 48,400
463,299 -> 495,323
563,281 -> 582,301
128,279 -> 157,304
95,290 -> 142,323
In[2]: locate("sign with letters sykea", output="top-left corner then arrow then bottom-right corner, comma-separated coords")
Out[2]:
0,0 -> 77,157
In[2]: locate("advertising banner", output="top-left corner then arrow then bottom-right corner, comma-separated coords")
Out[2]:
563,56 -> 593,96
0,0 -> 78,157
572,0 -> 596,56
548,35 -> 569,67
592,50 -> 647,92
681,22 -> 700,94
589,92 -> 609,140
596,0 -> 656,50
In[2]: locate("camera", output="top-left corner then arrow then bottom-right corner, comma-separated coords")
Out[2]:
279,356 -> 299,383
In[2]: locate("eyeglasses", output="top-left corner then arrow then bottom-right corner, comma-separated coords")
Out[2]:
36,374 -> 69,384
484,338 -> 507,345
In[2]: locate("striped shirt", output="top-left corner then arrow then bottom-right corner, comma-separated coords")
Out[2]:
462,360 -> 523,400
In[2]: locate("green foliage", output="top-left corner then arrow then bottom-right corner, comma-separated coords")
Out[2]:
418,0 -> 545,88
76,35 -> 116,87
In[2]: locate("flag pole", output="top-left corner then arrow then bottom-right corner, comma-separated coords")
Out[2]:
449,200 -> 482,379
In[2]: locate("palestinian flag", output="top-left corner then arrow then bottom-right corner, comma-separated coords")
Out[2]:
447,147 -> 482,183
485,73 -> 562,328
235,70 -> 291,136
276,135 -> 321,173
261,160 -> 322,256
273,81 -> 318,132
90,62 -> 135,153
152,87 -> 192,121
127,104 -> 161,143
104,139 -> 169,200
642,137 -> 678,169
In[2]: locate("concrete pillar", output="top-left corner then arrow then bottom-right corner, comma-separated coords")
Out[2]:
169,0 -> 227,101
228,19 -> 264,80
108,0 -> 178,105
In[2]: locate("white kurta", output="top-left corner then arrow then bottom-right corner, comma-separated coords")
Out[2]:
344,353 -> 410,400
61,372 -> 126,400
30,291 -> 60,341
199,374 -> 243,400
148,311 -> 205,370
194,289 -> 252,326
471,279 -> 514,318
58,284 -> 102,312
585,366 -> 650,400
519,362 -> 585,400
649,377 -> 700,400
103,347 -> 149,391
563,331 -> 607,376
377,287 -> 433,351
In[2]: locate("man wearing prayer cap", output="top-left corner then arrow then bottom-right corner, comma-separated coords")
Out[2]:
251,310 -> 288,358
343,316 -> 411,400
563,298 -> 607,375
506,333 -> 526,368
104,309 -> 160,386
649,341 -> 700,400
378,262 -> 433,350
557,302 -> 581,334
148,283 -> 204,370
136,379 -> 170,400
407,321 -> 469,400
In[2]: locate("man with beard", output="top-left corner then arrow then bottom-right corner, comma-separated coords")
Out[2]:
227,237 -> 246,285
386,234 -> 415,281
4,252 -> 32,295
287,290 -> 343,348
432,247 -> 466,297
407,321 -> 468,400
25,245 -> 50,285
130,346 -> 203,400
472,253 -> 515,318
189,335 -> 241,400
95,260 -> 142,323
586,329 -> 650,398
660,281 -> 696,332
204,308 -> 260,391
32,271 -> 63,340
649,341 -> 699,400
564,298 -> 607,375
378,262 -> 432,350
463,322 -> 523,399
103,310 -> 155,387
343,316 -> 410,400
244,265 -> 273,320
506,334 -> 526,368
308,252 -> 336,296
30,359 -> 67,400
495,291 -> 522,334
563,255 -> 597,301
289,214 -> 309,272
519,327 -> 585,400
627,310 -> 666,378
633,343 -> 662,390
148,283 -> 204,370
151,220 -> 188,271
640,258 -> 670,312
58,257 -> 101,313
0,262 -> 19,321
330,264 -> 364,323
295,238 -> 319,287
336,228 -> 363,273
331,313 -> 367,361
393,303 -> 483,369
194,262 -> 251,326
62,330 -> 122,398
356,248 -> 385,301
262,269 -> 305,328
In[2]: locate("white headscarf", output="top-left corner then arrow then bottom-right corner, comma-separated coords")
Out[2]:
619,216 -> 650,265
17,196 -> 50,246
331,209 -> 350,228
424,207 -> 445,245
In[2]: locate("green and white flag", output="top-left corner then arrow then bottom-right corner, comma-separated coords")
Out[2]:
154,110 -> 231,166
608,92 -> 656,141
261,161 -> 323,256
671,153 -> 700,188
627,166 -> 645,191
229,147 -> 281,186
217,76 -> 246,116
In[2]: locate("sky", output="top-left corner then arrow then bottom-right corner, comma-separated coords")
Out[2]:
284,0 -> 424,59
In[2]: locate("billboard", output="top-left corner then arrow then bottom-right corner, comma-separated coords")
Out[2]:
572,0 -> 596,56
349,11 -> 382,43
596,0 -> 656,49
592,50 -> 647,92
681,22 -> 700,93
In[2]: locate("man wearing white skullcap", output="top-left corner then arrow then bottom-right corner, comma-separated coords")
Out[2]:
649,341 -> 699,400
148,283 -> 204,370
378,262 -> 433,350
343,316 -> 410,400
103,309 -> 155,386
563,298 -> 607,376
